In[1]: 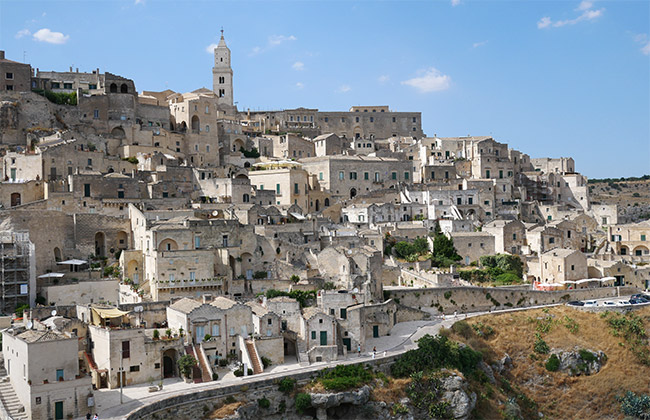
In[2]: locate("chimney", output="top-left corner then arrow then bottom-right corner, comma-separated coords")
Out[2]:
69,66 -> 72,72
76,68 -> 79,73
0,51 -> 5,60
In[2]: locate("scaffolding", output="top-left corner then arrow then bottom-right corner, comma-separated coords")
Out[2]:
0,231 -> 34,315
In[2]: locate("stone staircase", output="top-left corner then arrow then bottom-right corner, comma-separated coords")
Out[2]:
0,378 -> 27,420
195,344 -> 213,382
297,337 -> 310,366
244,340 -> 263,374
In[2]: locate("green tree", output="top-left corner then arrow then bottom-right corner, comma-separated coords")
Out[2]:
178,355 -> 197,379
431,233 -> 461,267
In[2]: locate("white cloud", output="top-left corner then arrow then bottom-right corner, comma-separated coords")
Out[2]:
337,85 -> 351,93
295,82 -> 304,89
134,0 -> 144,4
32,28 -> 69,44
538,1 -> 604,29
268,35 -> 297,46
472,40 -> 488,48
451,0 -> 461,6
378,75 -> 390,83
401,67 -> 451,93
205,43 -> 218,54
292,61 -> 305,71
250,46 -> 262,56
634,34 -> 650,55
577,0 -> 592,11
15,29 -> 31,39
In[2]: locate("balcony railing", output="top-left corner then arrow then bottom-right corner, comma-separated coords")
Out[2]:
155,277 -> 224,289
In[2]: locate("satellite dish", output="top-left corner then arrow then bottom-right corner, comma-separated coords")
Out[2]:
212,211 -> 219,217
51,310 -> 57,317
352,288 -> 359,293
26,321 -> 33,329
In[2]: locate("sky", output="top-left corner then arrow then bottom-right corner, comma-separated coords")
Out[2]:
0,0 -> 648,179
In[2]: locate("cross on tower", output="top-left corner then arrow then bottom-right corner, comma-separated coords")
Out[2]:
220,27 -> 224,37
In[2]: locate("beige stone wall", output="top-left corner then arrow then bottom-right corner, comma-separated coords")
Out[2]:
44,279 -> 119,306
253,336 -> 284,365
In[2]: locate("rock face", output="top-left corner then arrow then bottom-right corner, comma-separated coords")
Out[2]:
554,348 -> 606,376
491,353 -> 512,375
439,373 -> 477,420
310,385 -> 371,409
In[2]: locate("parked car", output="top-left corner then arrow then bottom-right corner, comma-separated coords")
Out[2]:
567,301 -> 585,306
603,301 -> 616,306
617,300 -> 630,306
583,301 -> 598,306
630,297 -> 650,304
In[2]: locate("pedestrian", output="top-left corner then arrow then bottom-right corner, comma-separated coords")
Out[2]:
86,413 -> 91,420
442,313 -> 446,321
454,311 -> 457,319
357,344 -> 361,357
372,346 -> 376,359
93,414 -> 99,420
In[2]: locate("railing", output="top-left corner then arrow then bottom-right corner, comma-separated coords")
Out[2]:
155,278 -> 224,289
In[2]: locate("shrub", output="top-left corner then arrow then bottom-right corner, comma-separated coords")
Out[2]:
218,358 -> 228,367
444,291 -> 452,300
392,402 -> 409,415
153,329 -> 160,340
545,354 -> 560,372
617,391 -> 650,419
578,349 -> 597,363
533,333 -> 550,354
278,377 -> 296,393
212,372 -> 219,381
258,398 -> 270,409
261,356 -> 272,369
323,282 -> 336,290
391,334 -> 482,378
224,396 -> 236,404
472,322 -> 495,338
178,355 -> 197,378
204,334 -> 212,342
295,393 -> 311,414
319,364 -> 373,391
165,329 -> 172,338
233,366 -> 253,377
289,274 -> 300,283
451,321 -> 474,339
14,304 -> 30,317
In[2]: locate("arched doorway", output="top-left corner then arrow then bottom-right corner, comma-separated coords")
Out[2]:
95,232 -> 105,257
158,238 -> 178,251
232,139 -> 245,152
120,84 -> 128,93
315,199 -> 320,212
162,349 -> 177,378
191,115 -> 200,133
127,260 -> 139,283
109,83 -> 117,93
10,193 -> 21,207
324,198 -> 330,207
349,188 -> 357,199
633,246 -> 649,257
241,252 -> 254,280
111,127 -> 126,139
54,247 -> 62,262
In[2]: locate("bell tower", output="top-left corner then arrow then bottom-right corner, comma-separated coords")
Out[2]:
212,29 -> 234,106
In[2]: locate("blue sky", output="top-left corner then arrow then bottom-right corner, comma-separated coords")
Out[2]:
1,0 -> 648,178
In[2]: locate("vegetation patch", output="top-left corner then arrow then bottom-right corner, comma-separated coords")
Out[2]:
602,311 -> 650,365
317,364 -> 374,391
545,354 -> 560,372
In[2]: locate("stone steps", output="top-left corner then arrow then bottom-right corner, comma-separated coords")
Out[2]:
0,380 -> 28,420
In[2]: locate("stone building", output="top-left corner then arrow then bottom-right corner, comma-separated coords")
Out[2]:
529,248 -> 588,284
300,307 -> 339,363
0,231 -> 35,314
247,163 -> 310,209
483,219 -> 526,255
448,231 -> 496,265
2,326 -> 93,420
0,50 -> 31,92
211,31 -> 234,107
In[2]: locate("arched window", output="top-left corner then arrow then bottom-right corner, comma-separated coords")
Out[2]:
243,194 -> 250,203
324,198 -> 330,207
120,83 -> 128,93
109,83 -> 117,93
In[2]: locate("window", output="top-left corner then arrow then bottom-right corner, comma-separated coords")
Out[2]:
5,72 -> 13,79
121,341 -> 130,359
549,237 -> 555,244
311,331 -> 316,340
130,366 -> 140,372
349,172 -> 357,180
412,117 -> 417,123
222,235 -> 229,247
355,117 -> 359,123
64,83 -> 73,89
56,369 -> 64,381
169,274 -> 174,281
392,117 -> 396,122
189,272 -> 195,280
391,172 -> 397,180
468,197 -> 473,205
118,190 -> 124,198
571,265 -> 575,271
294,183 -> 299,194
457,197 -> 462,205
324,117 -> 328,122
276,184 -> 281,194
567,231 -> 571,239
340,308 -> 347,319
51,82 -> 60,89
230,327 -> 235,336
205,125 -> 210,132
84,184 -> 91,197
364,172 -> 369,180
370,117 -> 374,122
339,171 -> 344,180
499,170 -> 503,179
486,170 -> 490,178
374,172 -> 380,182
5,85 -> 12,91
319,172 -> 323,181
512,233 -> 517,240
641,235 -> 646,241
404,172 -> 409,180
212,324 -> 220,336
484,200 -> 489,205
89,84 -> 97,90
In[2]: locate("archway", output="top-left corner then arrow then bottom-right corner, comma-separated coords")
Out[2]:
127,260 -> 139,283
244,162 -> 251,168
109,83 -> 117,93
120,83 -> 128,93
158,238 -> 178,251
10,192 -> 21,207
95,232 -> 106,257
241,252 -> 254,280
111,127 -> 126,139
232,139 -> 245,152
315,199 -> 320,212
54,247 -> 62,262
191,115 -> 200,133
324,198 -> 330,207
116,231 -> 128,249
633,246 -> 649,257
162,349 -> 177,378
349,188 -> 357,199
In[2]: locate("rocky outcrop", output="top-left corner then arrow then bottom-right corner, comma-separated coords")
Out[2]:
491,353 -> 512,375
553,348 -> 606,376
310,385 -> 371,409
439,373 -> 477,420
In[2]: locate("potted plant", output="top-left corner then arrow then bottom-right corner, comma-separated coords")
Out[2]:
153,329 -> 160,340
165,329 -> 172,339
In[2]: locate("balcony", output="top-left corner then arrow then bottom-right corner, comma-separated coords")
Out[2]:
155,277 -> 224,289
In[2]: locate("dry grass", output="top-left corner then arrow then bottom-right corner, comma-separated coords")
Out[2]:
208,401 -> 245,419
446,306 -> 650,420
370,378 -> 410,403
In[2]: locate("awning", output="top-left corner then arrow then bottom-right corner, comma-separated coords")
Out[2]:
38,272 -> 65,279
91,307 -> 130,326
289,212 -> 305,220
57,259 -> 87,265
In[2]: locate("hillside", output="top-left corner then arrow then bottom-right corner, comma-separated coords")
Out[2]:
444,306 -> 650,419
589,177 -> 650,223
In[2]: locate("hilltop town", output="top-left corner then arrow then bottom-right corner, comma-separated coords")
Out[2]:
0,34 -> 648,420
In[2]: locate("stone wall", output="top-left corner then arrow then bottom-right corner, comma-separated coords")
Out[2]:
385,285 -> 639,314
